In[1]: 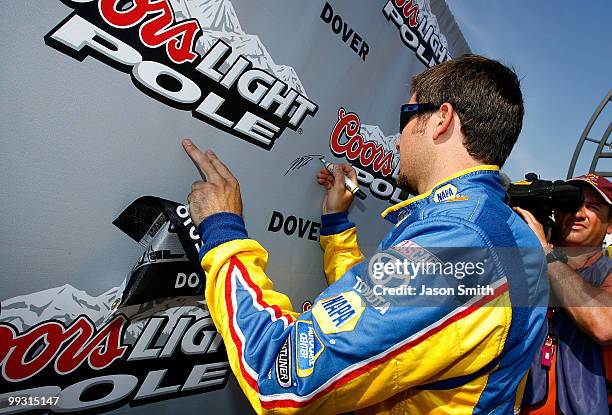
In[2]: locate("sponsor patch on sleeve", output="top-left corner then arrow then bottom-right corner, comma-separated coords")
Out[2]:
390,240 -> 441,264
275,336 -> 292,387
295,321 -> 324,378
312,291 -> 365,334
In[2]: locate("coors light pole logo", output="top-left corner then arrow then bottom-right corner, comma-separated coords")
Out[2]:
382,0 -> 453,67
0,291 -> 230,413
330,108 -> 408,203
44,0 -> 318,150
0,195 -> 232,413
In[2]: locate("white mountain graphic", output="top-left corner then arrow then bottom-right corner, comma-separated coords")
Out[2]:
0,285 -> 211,344
170,0 -> 307,96
0,284 -> 120,332
172,0 -> 242,33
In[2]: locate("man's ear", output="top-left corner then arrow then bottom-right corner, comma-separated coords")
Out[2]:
607,216 -> 612,235
432,102 -> 454,140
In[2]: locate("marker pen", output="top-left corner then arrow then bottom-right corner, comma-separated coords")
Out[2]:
319,157 -> 367,200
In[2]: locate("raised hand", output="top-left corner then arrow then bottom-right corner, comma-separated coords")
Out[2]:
182,138 -> 243,227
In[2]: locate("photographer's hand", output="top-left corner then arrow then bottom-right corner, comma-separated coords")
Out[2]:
182,139 -> 243,227
514,208 -> 612,344
514,207 -> 551,250
316,163 -> 357,214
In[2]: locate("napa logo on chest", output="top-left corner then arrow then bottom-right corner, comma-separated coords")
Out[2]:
312,291 -> 365,334
433,184 -> 458,202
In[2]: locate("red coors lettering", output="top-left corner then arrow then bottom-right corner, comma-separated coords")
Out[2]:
99,0 -> 201,64
0,315 -> 128,382
330,108 -> 394,177
394,0 -> 419,27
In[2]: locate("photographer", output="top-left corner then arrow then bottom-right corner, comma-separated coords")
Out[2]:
516,174 -> 612,415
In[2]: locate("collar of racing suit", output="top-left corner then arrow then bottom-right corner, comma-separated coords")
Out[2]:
381,165 -> 501,224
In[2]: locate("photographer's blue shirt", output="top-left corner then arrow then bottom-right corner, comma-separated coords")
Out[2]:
523,254 -> 612,415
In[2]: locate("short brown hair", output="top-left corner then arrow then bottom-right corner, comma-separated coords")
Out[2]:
412,54 -> 524,167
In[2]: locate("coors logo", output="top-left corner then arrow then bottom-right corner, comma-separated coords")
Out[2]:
329,108 -> 408,203
44,0 -> 318,150
0,192 -> 232,413
0,309 -> 229,413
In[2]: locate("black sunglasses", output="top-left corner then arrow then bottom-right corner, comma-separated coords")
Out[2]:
399,103 -> 438,133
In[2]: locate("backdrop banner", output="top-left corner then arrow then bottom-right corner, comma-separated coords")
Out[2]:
0,1 -> 469,413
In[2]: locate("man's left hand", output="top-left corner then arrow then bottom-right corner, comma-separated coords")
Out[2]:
182,139 -> 243,227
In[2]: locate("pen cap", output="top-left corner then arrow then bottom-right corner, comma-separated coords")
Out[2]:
355,189 -> 367,200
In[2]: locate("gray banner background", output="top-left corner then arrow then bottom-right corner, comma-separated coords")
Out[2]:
0,0 -> 469,413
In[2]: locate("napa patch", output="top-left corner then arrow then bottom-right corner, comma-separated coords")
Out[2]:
433,184 -> 458,202
312,292 -> 365,334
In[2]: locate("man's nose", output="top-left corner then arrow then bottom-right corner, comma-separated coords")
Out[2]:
574,204 -> 588,219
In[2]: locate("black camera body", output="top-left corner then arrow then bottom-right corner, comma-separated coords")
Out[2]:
506,173 -> 584,233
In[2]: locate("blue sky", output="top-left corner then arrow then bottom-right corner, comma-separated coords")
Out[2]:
446,1 -> 611,181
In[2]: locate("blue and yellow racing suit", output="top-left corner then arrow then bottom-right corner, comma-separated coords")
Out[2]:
197,165 -> 549,414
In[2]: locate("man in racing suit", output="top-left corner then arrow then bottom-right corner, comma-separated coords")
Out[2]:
182,54 -> 549,414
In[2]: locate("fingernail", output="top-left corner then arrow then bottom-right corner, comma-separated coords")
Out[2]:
207,149 -> 216,157
183,138 -> 192,146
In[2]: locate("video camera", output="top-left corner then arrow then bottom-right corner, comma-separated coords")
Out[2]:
506,173 -> 584,234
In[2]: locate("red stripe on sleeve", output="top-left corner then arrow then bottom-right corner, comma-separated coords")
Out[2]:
224,259 -> 259,392
231,257 -> 295,324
